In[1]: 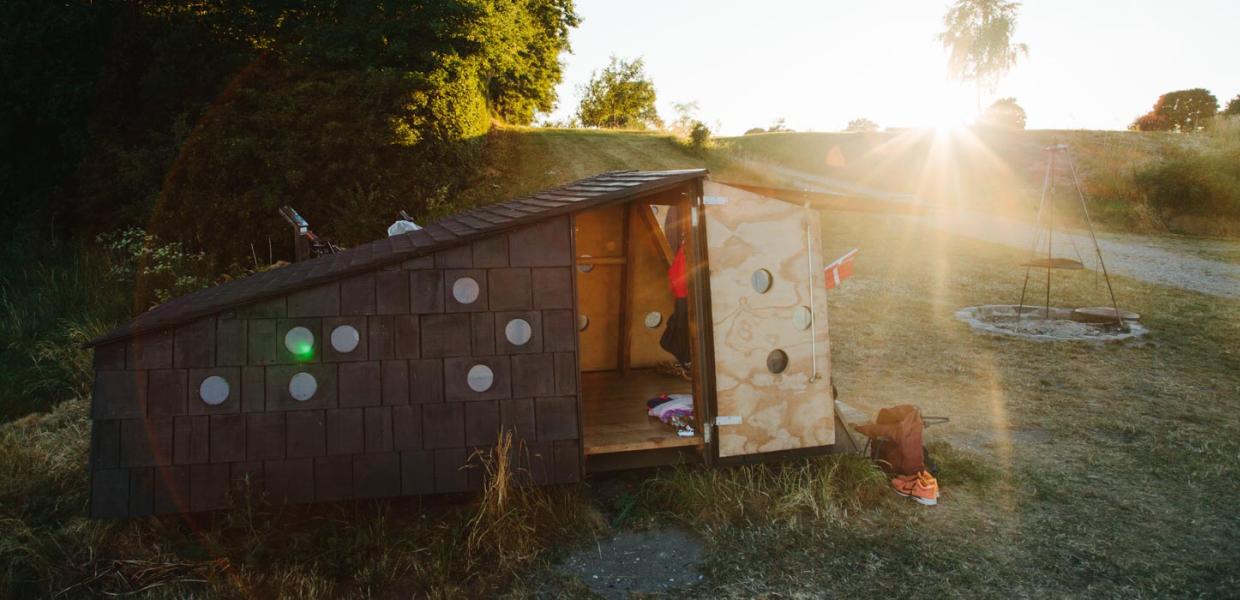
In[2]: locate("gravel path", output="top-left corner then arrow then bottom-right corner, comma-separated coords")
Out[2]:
918,210 -> 1240,299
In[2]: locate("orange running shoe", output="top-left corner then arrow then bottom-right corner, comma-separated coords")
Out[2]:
891,470 -> 938,506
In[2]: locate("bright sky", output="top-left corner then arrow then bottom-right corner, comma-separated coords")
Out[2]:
546,0 -> 1240,134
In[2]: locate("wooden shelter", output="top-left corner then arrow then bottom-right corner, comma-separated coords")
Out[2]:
85,170 -> 835,518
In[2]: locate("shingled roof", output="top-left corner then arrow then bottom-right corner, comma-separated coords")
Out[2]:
89,169 -> 707,347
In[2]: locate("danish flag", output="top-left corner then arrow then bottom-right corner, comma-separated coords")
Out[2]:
823,248 -> 858,290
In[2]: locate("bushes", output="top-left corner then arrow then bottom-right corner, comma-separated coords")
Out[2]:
150,59 -> 492,269
0,225 -> 220,421
0,239 -> 130,421
1134,149 -> 1240,221
1102,118 -> 1240,228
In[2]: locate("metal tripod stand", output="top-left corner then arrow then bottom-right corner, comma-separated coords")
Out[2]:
1016,144 -> 1125,330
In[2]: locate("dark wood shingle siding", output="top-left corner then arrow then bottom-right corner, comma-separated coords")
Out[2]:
88,214 -> 600,517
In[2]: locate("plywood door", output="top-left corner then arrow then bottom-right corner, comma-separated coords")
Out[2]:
703,181 -> 833,458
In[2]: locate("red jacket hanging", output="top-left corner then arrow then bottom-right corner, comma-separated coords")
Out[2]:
668,245 -> 688,298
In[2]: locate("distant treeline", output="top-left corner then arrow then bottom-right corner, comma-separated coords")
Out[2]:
1,0 -> 577,269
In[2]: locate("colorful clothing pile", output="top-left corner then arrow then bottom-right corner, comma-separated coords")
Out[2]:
647,394 -> 693,422
647,394 -> 696,437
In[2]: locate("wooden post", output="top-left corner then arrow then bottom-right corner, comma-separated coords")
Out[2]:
618,204 -> 635,375
293,232 -> 310,262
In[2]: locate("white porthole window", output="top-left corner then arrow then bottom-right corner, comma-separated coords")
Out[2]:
751,269 -> 773,294
199,375 -> 230,406
467,364 -> 495,392
644,311 -> 663,328
793,306 -> 813,331
505,318 -> 533,346
289,372 -> 318,401
284,326 -> 315,358
330,325 -> 360,353
452,276 -> 480,304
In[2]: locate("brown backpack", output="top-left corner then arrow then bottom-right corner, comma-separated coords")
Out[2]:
853,405 -> 925,476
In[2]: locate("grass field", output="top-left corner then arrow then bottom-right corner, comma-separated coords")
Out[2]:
1,126 -> 1238,597
675,208 -> 1240,596
3,202 -> 1237,597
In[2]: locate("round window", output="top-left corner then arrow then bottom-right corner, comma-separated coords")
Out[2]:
452,276 -> 480,304
505,318 -> 533,346
199,375 -> 230,406
467,364 -> 495,392
284,326 -> 315,359
577,254 -> 595,273
751,269 -> 773,294
644,311 -> 663,328
793,306 -> 813,331
330,325 -> 360,353
289,372 -> 318,401
766,349 -> 789,374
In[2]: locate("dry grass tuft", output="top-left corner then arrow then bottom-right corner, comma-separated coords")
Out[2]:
647,454 -> 889,527
467,433 -> 603,576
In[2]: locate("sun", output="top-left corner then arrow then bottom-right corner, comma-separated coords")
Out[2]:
923,85 -> 976,131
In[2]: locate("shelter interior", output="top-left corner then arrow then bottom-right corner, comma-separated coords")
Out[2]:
573,189 -> 706,465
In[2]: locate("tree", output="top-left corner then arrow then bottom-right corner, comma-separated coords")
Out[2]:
1131,88 -> 1219,132
669,100 -> 701,137
845,118 -> 879,133
1130,113 -> 1171,132
977,97 -> 1026,129
688,121 -> 712,151
766,117 -> 793,133
1223,94 -> 1240,117
938,0 -> 1029,110
576,57 -> 661,129
743,127 -> 767,135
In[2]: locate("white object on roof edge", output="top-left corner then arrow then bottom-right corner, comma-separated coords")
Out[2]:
387,220 -> 421,236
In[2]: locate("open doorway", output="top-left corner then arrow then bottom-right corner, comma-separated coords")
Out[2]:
573,197 -> 704,458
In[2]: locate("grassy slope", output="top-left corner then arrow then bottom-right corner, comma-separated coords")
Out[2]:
722,127 -> 1240,235
2,126 -> 1238,597
455,126 -> 779,208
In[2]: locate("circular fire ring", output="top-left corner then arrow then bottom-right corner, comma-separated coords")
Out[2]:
955,304 -> 1147,342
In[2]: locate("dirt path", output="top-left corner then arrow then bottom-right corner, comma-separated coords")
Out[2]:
916,210 -> 1240,299
748,161 -> 1240,299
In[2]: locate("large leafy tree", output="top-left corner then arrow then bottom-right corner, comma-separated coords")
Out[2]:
1,0 -> 578,268
576,57 -> 661,129
938,0 -> 1029,110
1131,88 -> 1219,132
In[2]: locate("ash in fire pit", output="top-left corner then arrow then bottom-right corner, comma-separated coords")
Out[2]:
955,304 -> 1147,342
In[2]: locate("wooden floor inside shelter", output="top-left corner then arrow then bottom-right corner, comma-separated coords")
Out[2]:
581,369 -> 702,455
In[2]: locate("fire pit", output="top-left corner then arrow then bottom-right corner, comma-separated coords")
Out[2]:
955,304 -> 1147,342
